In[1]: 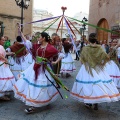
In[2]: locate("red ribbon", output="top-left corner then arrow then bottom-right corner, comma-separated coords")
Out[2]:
33,63 -> 41,80
56,16 -> 63,33
64,17 -> 76,38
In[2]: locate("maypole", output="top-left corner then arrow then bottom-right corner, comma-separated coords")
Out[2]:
56,7 -> 67,76
61,6 -> 67,38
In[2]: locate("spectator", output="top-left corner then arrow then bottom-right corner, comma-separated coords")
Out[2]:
4,36 -> 11,49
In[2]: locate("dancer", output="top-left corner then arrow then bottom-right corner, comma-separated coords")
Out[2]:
70,33 -> 120,110
60,38 -> 76,78
0,36 -> 15,100
6,33 -> 33,81
105,41 -> 120,88
13,28 -> 60,113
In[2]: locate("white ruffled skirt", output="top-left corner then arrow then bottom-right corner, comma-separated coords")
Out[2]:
60,53 -> 76,73
13,62 -> 59,107
0,61 -> 15,97
70,64 -> 120,104
105,60 -> 120,88
9,53 -> 33,80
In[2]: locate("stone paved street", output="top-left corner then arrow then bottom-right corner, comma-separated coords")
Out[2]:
1,54 -> 120,120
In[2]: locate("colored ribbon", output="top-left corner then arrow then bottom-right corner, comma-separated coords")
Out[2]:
36,56 -> 69,92
0,62 -> 14,66
67,16 -> 120,35
56,16 -> 63,33
64,17 -> 76,38
43,16 -> 61,32
21,15 -> 62,25
65,16 -> 88,41
64,17 -> 78,56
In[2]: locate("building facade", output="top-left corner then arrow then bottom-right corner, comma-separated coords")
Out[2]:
73,12 -> 89,40
89,0 -> 120,42
0,0 -> 33,41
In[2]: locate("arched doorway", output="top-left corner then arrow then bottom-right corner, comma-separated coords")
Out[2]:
97,18 -> 109,43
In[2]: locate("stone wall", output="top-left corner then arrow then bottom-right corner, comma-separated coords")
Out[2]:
0,0 -> 33,42
89,0 -> 120,40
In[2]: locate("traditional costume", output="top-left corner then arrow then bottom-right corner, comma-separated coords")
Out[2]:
60,42 -> 76,74
7,42 -> 33,80
71,44 -> 120,104
105,48 -> 120,88
13,43 -> 59,107
0,45 -> 15,97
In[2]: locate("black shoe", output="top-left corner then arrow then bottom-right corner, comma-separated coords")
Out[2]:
0,96 -> 11,101
66,73 -> 71,78
24,107 -> 35,114
5,92 -> 11,98
85,103 -> 92,108
94,104 -> 98,110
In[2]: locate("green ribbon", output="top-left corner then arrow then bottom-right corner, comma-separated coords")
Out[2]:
36,56 -> 46,63
36,56 -> 69,92
67,16 -> 120,35
0,62 -> 14,66
45,66 -> 69,92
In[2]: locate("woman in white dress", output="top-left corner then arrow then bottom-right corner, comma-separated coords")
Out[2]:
105,41 -> 120,88
6,35 -> 33,81
60,38 -> 76,78
13,30 -> 60,113
0,36 -> 15,100
70,33 -> 120,110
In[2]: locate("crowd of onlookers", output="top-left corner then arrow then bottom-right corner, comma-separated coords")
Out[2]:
73,38 -> 120,63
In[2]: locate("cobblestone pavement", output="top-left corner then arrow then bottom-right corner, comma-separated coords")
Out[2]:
0,54 -> 120,120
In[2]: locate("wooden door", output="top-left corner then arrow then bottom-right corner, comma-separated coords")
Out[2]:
97,19 -> 109,43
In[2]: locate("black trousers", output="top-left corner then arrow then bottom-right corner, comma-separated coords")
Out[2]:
75,50 -> 80,60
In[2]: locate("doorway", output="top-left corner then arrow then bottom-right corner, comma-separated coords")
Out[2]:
97,18 -> 109,43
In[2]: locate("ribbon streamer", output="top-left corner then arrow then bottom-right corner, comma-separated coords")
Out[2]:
43,18 -> 59,27
64,17 -> 76,38
43,16 -> 61,32
65,16 -> 88,41
44,72 -> 63,99
21,15 -> 62,25
10,16 -> 61,64
67,16 -> 120,35
56,16 -> 63,33
64,17 -> 78,56
36,56 -> 69,92
0,62 -> 14,66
